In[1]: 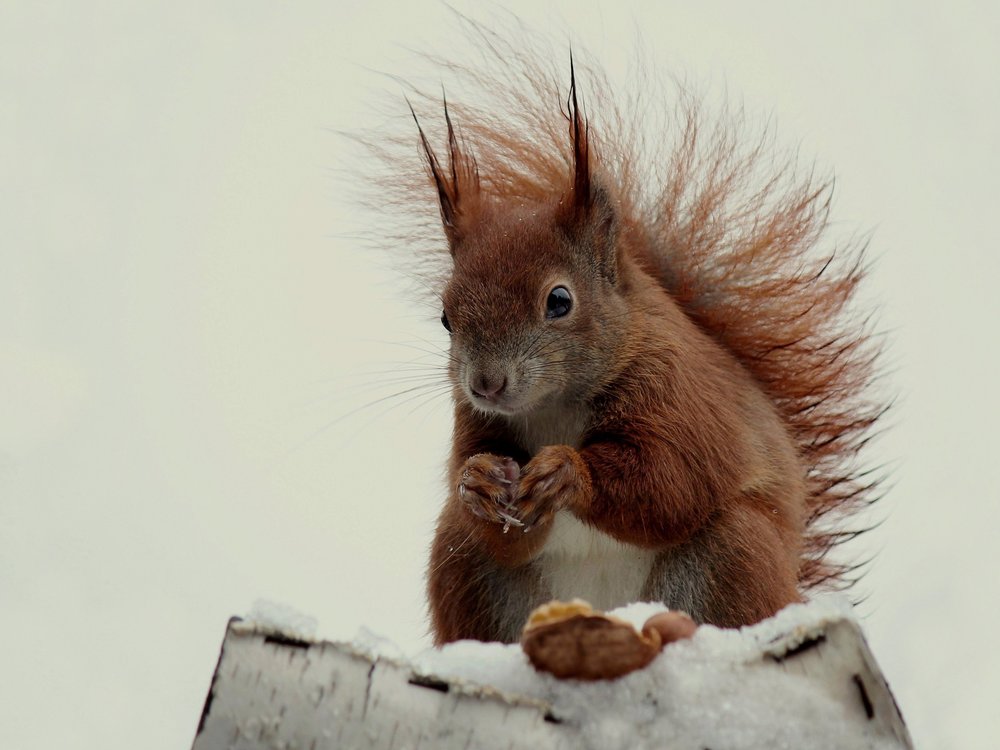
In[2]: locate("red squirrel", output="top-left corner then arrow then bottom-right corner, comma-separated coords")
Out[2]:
383,34 -> 885,645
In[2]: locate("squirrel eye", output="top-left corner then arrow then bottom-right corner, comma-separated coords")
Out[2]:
545,286 -> 572,319
441,310 -> 452,333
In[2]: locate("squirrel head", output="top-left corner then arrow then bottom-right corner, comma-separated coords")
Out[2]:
414,70 -> 630,416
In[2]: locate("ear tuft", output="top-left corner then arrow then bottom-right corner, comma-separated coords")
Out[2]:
560,58 -> 618,282
409,95 -> 480,249
567,51 -> 591,218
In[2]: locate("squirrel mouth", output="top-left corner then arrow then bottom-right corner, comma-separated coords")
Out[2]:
469,390 -> 522,414
465,383 -> 535,416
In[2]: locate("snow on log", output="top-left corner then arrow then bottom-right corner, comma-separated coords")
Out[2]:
191,598 -> 912,750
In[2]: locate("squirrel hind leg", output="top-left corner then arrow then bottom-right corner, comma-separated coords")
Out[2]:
643,504 -> 802,628
428,527 -> 547,644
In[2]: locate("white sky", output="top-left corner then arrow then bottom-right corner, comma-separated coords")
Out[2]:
2,1 -> 997,748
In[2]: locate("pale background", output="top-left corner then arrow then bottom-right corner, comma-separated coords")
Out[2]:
2,1 -> 997,748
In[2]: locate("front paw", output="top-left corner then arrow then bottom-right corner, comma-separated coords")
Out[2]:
514,445 -> 588,529
458,454 -> 521,526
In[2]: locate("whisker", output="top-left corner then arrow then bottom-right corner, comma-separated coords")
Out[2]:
283,381 -> 452,456
288,371 -> 449,414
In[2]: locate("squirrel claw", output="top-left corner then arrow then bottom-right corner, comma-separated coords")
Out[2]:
498,511 -> 525,533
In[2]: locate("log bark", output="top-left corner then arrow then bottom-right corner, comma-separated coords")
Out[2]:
192,612 -> 912,749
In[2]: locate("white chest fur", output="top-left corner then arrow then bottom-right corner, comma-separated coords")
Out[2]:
538,512 -> 656,611
508,401 -> 653,609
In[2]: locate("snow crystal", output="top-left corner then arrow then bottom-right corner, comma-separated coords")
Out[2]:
351,625 -> 407,662
244,599 -> 318,639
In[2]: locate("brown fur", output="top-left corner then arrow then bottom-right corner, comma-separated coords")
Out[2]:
359,17 -> 886,644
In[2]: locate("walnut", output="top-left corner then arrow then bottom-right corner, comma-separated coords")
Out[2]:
521,600 -> 697,681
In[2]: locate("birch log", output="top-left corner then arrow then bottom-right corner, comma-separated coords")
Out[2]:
191,611 -> 912,749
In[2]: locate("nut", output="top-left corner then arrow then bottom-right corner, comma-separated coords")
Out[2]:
521,600 -> 696,681
641,610 -> 698,644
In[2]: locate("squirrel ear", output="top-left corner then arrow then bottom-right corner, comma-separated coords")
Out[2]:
409,95 -> 480,250
568,182 -> 619,283
560,56 -> 619,282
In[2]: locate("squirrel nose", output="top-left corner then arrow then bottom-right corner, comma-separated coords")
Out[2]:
471,372 -> 508,400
